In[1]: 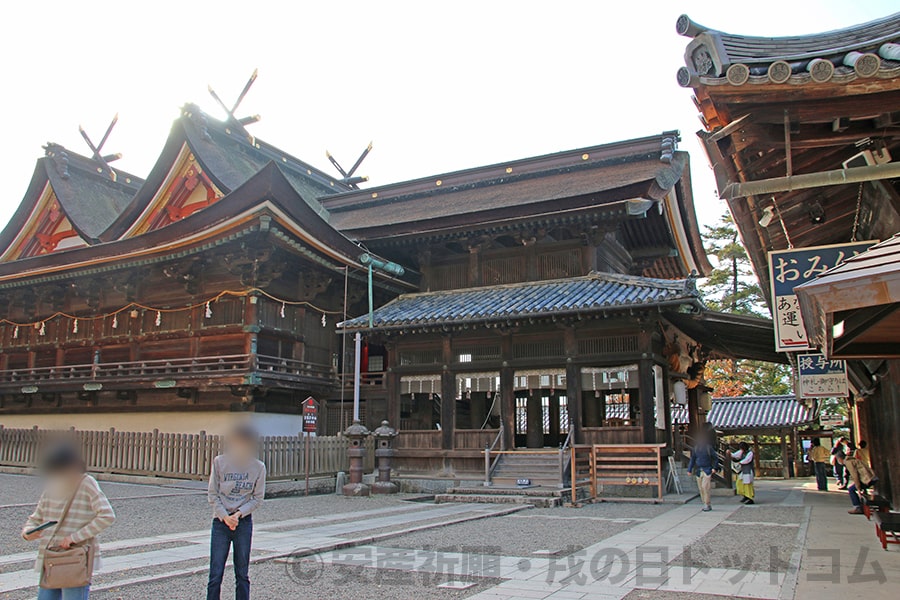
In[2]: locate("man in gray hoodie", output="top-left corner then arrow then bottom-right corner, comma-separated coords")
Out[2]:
207,424 -> 266,600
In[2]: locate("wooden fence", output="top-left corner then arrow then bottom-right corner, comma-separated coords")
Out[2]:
0,426 -> 373,481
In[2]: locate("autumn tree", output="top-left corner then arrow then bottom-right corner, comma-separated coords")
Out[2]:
700,213 -> 792,397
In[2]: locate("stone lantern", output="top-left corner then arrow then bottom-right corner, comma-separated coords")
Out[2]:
342,420 -> 371,496
372,420 -> 399,494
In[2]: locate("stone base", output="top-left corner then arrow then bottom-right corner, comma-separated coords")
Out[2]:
372,481 -> 399,494
342,482 -> 371,496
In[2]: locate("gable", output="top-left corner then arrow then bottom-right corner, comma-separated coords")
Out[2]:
0,182 -> 88,261
123,143 -> 224,237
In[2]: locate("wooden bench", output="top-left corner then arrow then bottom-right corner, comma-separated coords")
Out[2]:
874,512 -> 900,551
862,494 -> 892,520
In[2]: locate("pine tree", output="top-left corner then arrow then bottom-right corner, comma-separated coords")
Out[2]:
701,213 -> 792,397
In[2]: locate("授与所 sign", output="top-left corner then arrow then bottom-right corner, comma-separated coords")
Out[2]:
797,353 -> 849,399
769,241 -> 874,351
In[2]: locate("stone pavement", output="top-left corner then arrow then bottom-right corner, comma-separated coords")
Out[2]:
1,475 -> 897,599
0,499 -> 524,594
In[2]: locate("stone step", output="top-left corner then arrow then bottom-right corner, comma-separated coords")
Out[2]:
448,486 -> 564,497
491,476 -> 562,487
435,493 -> 560,508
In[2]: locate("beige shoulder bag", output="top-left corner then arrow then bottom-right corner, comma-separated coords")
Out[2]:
40,476 -> 97,589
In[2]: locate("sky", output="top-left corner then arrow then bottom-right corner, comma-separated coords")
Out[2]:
1,0 -> 897,233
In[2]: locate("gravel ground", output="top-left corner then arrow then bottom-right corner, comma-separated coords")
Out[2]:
0,473 -> 424,556
724,505 -> 806,525
383,512 -> 635,557
0,473 -> 202,506
528,502 -> 676,520
671,523 -> 801,572
622,590 -> 757,600
92,561 -> 499,600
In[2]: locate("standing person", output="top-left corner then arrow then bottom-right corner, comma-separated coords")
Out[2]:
832,437 -> 848,489
687,433 -> 719,512
839,447 -> 877,515
207,424 -> 266,600
730,441 -> 756,505
856,440 -> 871,466
22,442 -> 116,600
808,438 -> 830,491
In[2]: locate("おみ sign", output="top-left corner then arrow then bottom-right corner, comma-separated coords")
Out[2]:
768,241 -> 874,351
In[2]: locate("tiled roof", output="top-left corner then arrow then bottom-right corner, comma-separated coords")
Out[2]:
676,12 -> 900,87
340,272 -> 700,330
708,395 -> 817,431
606,396 -> 814,431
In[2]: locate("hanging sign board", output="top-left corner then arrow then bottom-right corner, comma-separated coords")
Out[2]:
768,241 -> 874,351
797,353 -> 849,399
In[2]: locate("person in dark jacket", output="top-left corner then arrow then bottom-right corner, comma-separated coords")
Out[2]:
687,432 -> 720,511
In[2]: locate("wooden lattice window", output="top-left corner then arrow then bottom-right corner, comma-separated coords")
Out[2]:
203,298 -> 245,328
512,340 -> 565,359
481,256 -> 526,285
398,348 -> 442,366
578,336 -> 639,356
537,248 -> 582,280
454,344 -> 501,363
430,262 -> 469,290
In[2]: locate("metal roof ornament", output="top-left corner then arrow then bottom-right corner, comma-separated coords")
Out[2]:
326,142 -> 373,189
207,68 -> 261,144
78,114 -> 122,181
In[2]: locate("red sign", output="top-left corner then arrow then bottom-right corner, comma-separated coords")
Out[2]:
302,397 -> 318,433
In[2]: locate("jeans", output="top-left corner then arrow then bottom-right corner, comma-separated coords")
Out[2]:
36,586 -> 90,600
813,462 -> 828,490
834,463 -> 846,486
848,479 -> 877,508
207,515 -> 252,600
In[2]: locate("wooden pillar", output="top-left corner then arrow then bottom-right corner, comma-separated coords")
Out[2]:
564,327 -> 582,443
548,393 -> 560,442
440,337 -> 455,450
244,295 -> 259,357
583,391 -> 600,427
499,335 -> 514,449
687,386 -> 701,438
791,428 -> 800,478
468,245 -> 482,287
385,375 -> 400,430
781,429 -> 790,479
638,359 -> 656,444
752,434 -> 762,475
526,391 -> 543,448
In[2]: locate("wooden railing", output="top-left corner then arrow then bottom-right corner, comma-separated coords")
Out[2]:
568,444 -> 594,505
0,426 -> 370,481
454,429 -> 499,450
394,430 -> 442,450
0,354 -> 334,388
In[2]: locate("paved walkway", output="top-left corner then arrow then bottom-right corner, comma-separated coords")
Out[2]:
2,477 -> 897,599
0,501 -> 524,594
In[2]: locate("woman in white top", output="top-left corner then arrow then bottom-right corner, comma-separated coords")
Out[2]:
22,443 -> 115,600
730,441 -> 756,505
